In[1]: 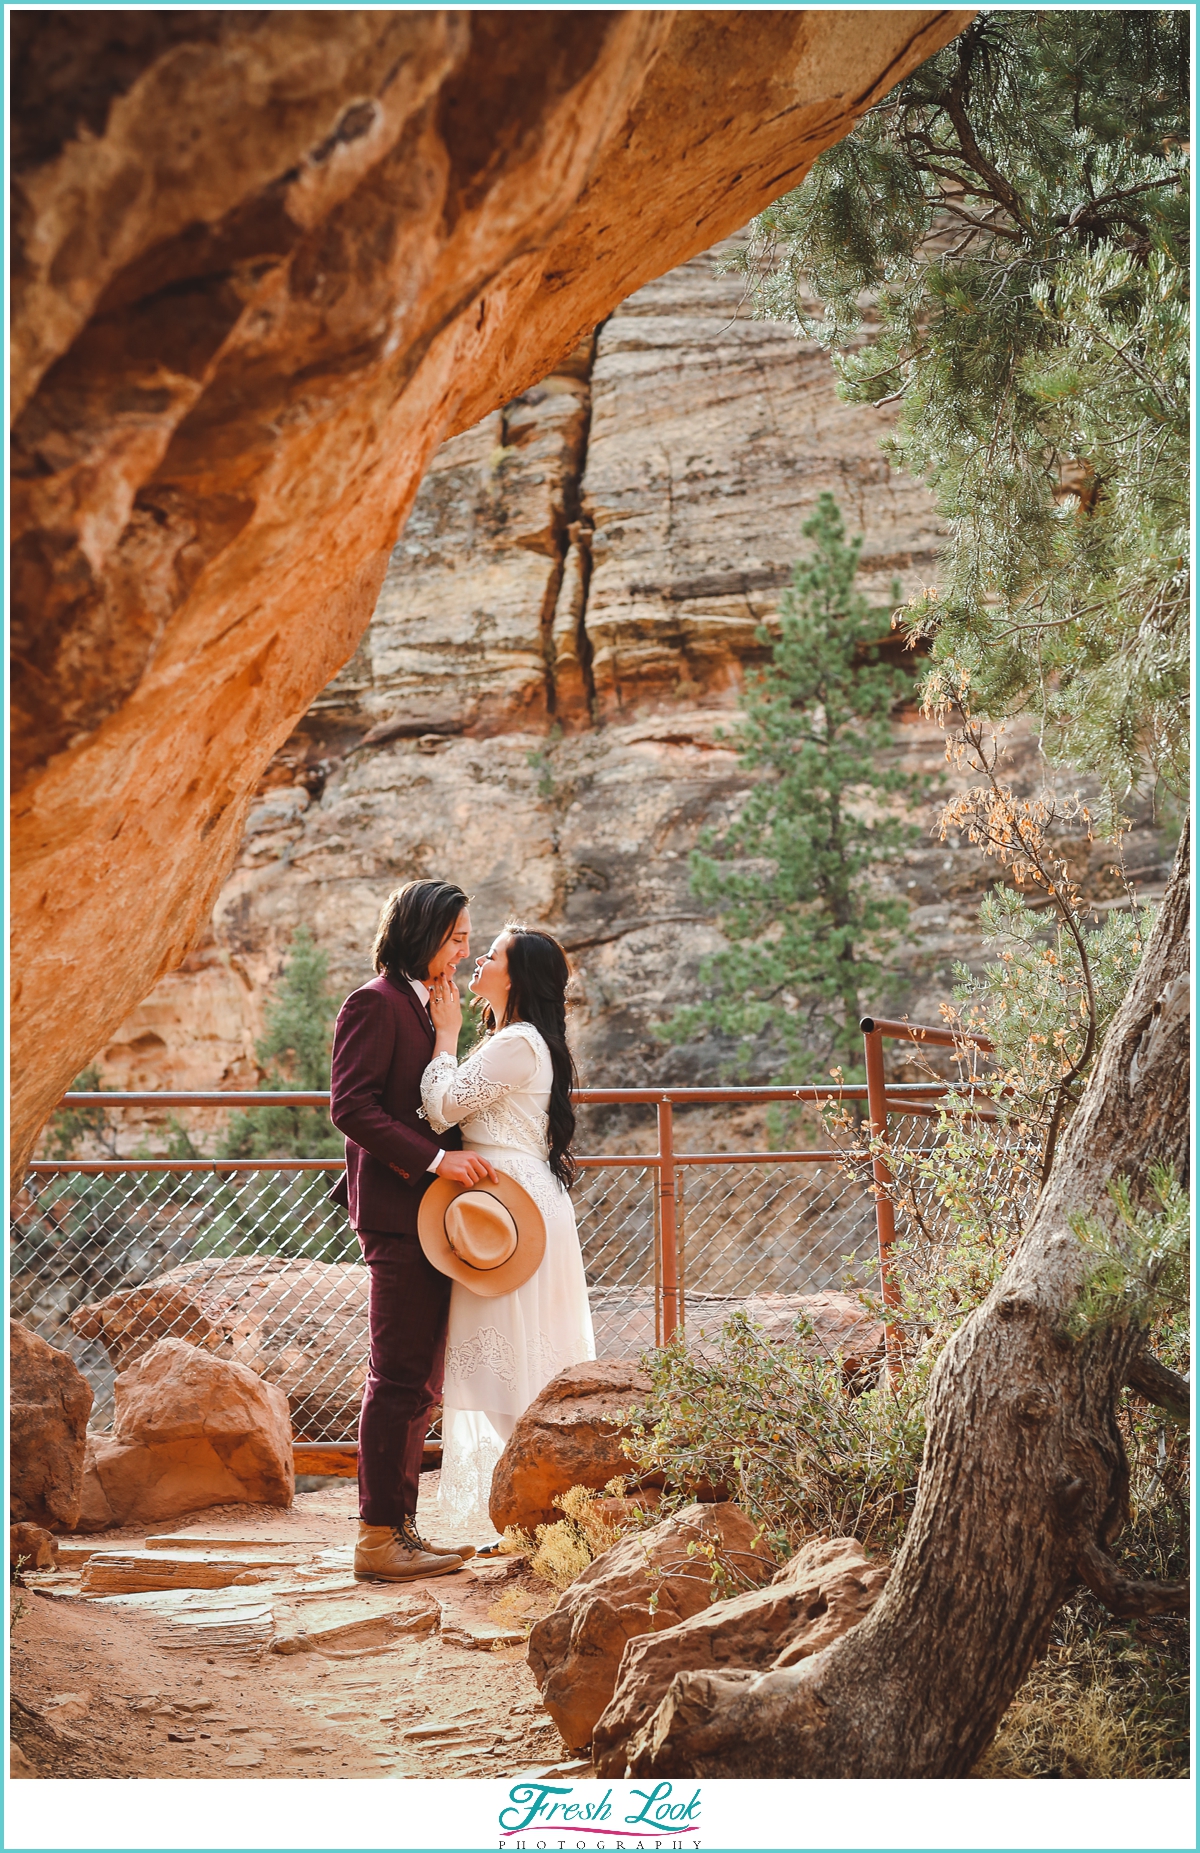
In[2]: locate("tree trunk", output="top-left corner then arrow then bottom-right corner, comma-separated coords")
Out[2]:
628,830 -> 1190,1777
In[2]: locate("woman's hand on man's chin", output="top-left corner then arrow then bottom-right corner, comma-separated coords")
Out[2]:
429,972 -> 463,1036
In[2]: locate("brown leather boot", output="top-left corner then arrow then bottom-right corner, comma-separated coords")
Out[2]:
396,1516 -> 476,1562
354,1520 -> 463,1582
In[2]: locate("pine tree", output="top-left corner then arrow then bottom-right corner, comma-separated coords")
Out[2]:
736,10 -> 1189,809
220,926 -> 342,1160
662,493 -> 926,1082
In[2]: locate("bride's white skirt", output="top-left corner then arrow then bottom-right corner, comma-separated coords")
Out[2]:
436,1147 -> 595,1539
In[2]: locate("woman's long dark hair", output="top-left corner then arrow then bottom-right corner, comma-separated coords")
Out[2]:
486,924 -> 577,1190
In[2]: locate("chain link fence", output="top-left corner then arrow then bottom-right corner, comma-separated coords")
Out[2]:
13,1057 -> 1018,1444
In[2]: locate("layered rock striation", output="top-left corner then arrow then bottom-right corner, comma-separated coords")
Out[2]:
87,237 -> 1001,1106
10,8 -> 971,1169
91,233 -> 1162,1120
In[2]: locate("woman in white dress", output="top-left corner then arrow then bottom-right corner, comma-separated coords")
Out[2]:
421,924 -> 595,1540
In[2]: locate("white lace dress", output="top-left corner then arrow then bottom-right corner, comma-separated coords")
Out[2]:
420,1022 -> 595,1539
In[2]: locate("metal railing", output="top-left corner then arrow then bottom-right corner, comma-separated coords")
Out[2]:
11,1020 -> 1007,1449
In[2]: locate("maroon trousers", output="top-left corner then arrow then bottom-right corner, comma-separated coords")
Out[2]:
356,1227 -> 451,1527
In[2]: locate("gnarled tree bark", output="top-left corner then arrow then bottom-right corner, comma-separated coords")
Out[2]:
628,829 -> 1190,1777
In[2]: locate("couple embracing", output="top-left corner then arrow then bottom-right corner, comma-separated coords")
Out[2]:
329,879 -> 594,1580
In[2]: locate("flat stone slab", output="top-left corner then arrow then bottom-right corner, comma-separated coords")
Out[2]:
144,1531 -> 318,1553
441,1620 -> 527,1651
80,1549 -> 313,1595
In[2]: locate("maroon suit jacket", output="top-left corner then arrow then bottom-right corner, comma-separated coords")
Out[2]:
327,972 -> 462,1236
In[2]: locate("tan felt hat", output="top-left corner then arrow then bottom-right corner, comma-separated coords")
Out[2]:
418,1168 -> 546,1297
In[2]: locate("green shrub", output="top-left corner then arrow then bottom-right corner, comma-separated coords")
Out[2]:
624,1313 -> 927,1561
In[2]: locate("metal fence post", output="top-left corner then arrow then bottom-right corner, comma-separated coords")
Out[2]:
861,1019 -> 902,1379
657,1098 -> 681,1342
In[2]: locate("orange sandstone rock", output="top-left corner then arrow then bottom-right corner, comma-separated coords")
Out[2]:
488,1359 -> 656,1535
84,1337 -> 294,1526
10,1319 -> 93,1531
594,1535 -> 889,1774
527,1500 -> 772,1753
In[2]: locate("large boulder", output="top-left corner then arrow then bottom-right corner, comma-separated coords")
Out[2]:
593,1536 -> 889,1775
490,1360 -> 658,1534
83,1337 -> 294,1526
527,1501 -> 771,1753
76,1439 -> 117,1535
9,1319 -> 92,1529
70,1255 -> 368,1440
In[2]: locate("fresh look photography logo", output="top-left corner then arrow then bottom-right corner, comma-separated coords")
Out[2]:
498,1778 -> 703,1846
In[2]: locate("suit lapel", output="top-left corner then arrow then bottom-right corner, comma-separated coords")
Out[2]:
396,976 -> 435,1046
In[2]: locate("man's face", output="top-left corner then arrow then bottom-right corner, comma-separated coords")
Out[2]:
427,908 -> 471,981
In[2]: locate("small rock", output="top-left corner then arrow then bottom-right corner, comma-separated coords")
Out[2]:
41,1692 -> 91,1721
528,1501 -> 772,1752
464,1557 -> 522,1583
166,1731 -> 195,1743
270,1629 -> 312,1656
224,1749 -> 265,1768
440,1620 -> 527,1650
10,1522 -> 58,1572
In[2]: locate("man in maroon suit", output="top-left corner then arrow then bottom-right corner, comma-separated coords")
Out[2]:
329,877 -> 498,1580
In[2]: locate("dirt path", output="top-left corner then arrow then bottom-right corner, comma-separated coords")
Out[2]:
11,1481 -> 578,1781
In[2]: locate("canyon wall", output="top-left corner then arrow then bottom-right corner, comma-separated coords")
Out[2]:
10,8 -> 973,1170
86,238 -> 1021,1115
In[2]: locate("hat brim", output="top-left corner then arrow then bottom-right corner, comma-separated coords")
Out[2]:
418,1168 -> 547,1297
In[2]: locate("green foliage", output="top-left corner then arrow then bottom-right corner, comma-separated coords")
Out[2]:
952,886 -> 1153,1114
624,1312 -> 928,1559
457,990 -> 486,1063
737,11 -> 1189,800
627,880 -> 1187,1586
660,493 -> 926,1080
255,925 -> 337,1089
526,722 -> 563,800
45,1066 -> 117,1159
219,927 -> 342,1161
1067,1164 -> 1189,1342
855,885 -> 1157,1347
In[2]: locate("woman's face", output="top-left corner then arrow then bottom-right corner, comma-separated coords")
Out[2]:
426,908 -> 471,981
469,934 -> 511,1019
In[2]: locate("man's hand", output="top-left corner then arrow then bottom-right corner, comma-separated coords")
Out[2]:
437,1150 -> 499,1186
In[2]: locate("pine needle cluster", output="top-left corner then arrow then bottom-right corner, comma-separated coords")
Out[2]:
660,492 -> 927,1080
736,10 -> 1189,803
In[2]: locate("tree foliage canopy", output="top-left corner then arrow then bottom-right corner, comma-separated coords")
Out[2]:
220,926 -> 341,1160
738,9 -> 1189,805
661,493 -> 923,1080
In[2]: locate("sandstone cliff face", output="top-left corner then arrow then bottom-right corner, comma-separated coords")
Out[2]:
91,239 -> 974,1109
10,8 -> 972,1168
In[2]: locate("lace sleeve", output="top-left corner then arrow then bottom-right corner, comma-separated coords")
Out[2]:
420,1030 -> 541,1133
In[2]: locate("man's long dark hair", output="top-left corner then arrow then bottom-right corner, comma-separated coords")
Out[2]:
373,879 -> 468,980
485,925 -> 578,1190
